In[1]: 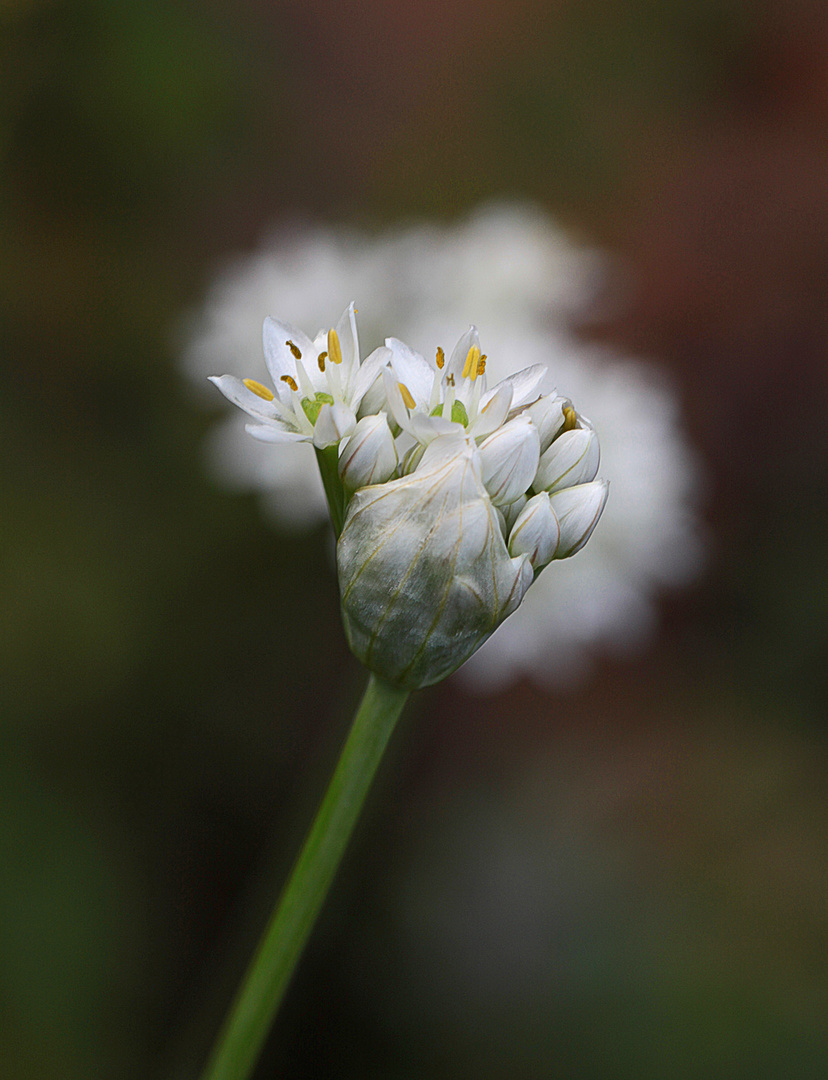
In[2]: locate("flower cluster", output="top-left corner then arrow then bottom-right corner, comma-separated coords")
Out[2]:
183,204 -> 703,688
211,307 -> 608,688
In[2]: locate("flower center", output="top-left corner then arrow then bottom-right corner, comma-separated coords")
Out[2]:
302,391 -> 335,424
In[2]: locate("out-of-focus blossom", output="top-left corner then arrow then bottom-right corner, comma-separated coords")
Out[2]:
180,204 -> 703,687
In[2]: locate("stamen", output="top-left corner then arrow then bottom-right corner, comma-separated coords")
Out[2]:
435,346 -> 445,369
279,375 -> 298,392
563,406 -> 578,431
462,345 -> 481,380
317,351 -> 328,372
478,355 -> 487,375
286,340 -> 302,360
399,382 -> 416,409
243,378 -> 275,401
446,373 -> 455,387
327,328 -> 343,365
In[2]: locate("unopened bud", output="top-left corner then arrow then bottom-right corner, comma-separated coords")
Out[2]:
338,413 -> 398,491
508,493 -> 561,568
535,427 -> 600,493
548,480 -> 609,559
478,414 -> 540,507
524,394 -> 568,453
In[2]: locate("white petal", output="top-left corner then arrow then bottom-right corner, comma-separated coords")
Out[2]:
262,318 -> 315,385
386,337 -> 435,405
358,368 -> 389,418
209,375 -> 282,423
334,301 -> 359,371
245,423 -> 311,444
498,363 -> 547,408
473,381 -> 514,437
446,325 -> 480,380
351,346 -> 392,409
313,401 -> 356,448
525,393 -> 567,453
409,411 -> 460,445
382,369 -> 413,434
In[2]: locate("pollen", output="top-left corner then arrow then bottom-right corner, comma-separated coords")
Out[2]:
327,328 -> 343,365
317,351 -> 328,372
435,346 -> 445,369
478,355 -> 487,375
462,345 -> 482,380
280,374 -> 299,392
563,406 -> 577,431
399,382 -> 416,409
243,378 -> 275,401
286,340 -> 302,360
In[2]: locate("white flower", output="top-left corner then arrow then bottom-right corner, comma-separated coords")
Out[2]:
382,329 -> 546,449
180,203 -> 704,687
208,302 -> 388,449
337,433 -> 534,689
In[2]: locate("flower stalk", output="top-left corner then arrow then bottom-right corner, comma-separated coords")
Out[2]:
202,303 -> 610,1080
201,673 -> 409,1080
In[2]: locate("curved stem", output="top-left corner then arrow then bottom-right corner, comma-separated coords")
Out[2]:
200,673 -> 410,1080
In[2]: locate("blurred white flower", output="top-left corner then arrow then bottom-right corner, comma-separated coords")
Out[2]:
180,203 -> 703,688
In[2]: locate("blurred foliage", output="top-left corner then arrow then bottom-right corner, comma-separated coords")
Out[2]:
1,0 -> 826,1078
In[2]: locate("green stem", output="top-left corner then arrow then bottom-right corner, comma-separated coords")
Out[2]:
200,674 -> 410,1080
315,445 -> 347,536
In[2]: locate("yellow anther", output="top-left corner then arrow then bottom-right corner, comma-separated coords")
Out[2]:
435,346 -> 445,369
478,355 -> 487,375
286,339 -> 302,360
280,374 -> 299,392
317,351 -> 328,372
462,345 -> 481,380
327,328 -> 343,365
399,382 -> 416,409
243,378 -> 275,401
563,406 -> 578,431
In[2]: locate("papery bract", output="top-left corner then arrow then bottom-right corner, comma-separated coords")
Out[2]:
337,434 -> 533,689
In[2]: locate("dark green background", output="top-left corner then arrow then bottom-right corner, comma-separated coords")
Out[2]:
2,1 -> 826,1077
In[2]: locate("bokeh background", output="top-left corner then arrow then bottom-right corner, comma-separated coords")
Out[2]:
2,1 -> 827,1078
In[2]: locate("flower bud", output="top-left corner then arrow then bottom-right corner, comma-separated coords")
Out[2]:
338,414 -> 398,492
508,493 -> 561,568
535,427 -> 600,493
548,480 -> 609,559
477,414 -> 540,507
337,434 -> 533,688
524,394 -> 567,453
503,493 -> 527,531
